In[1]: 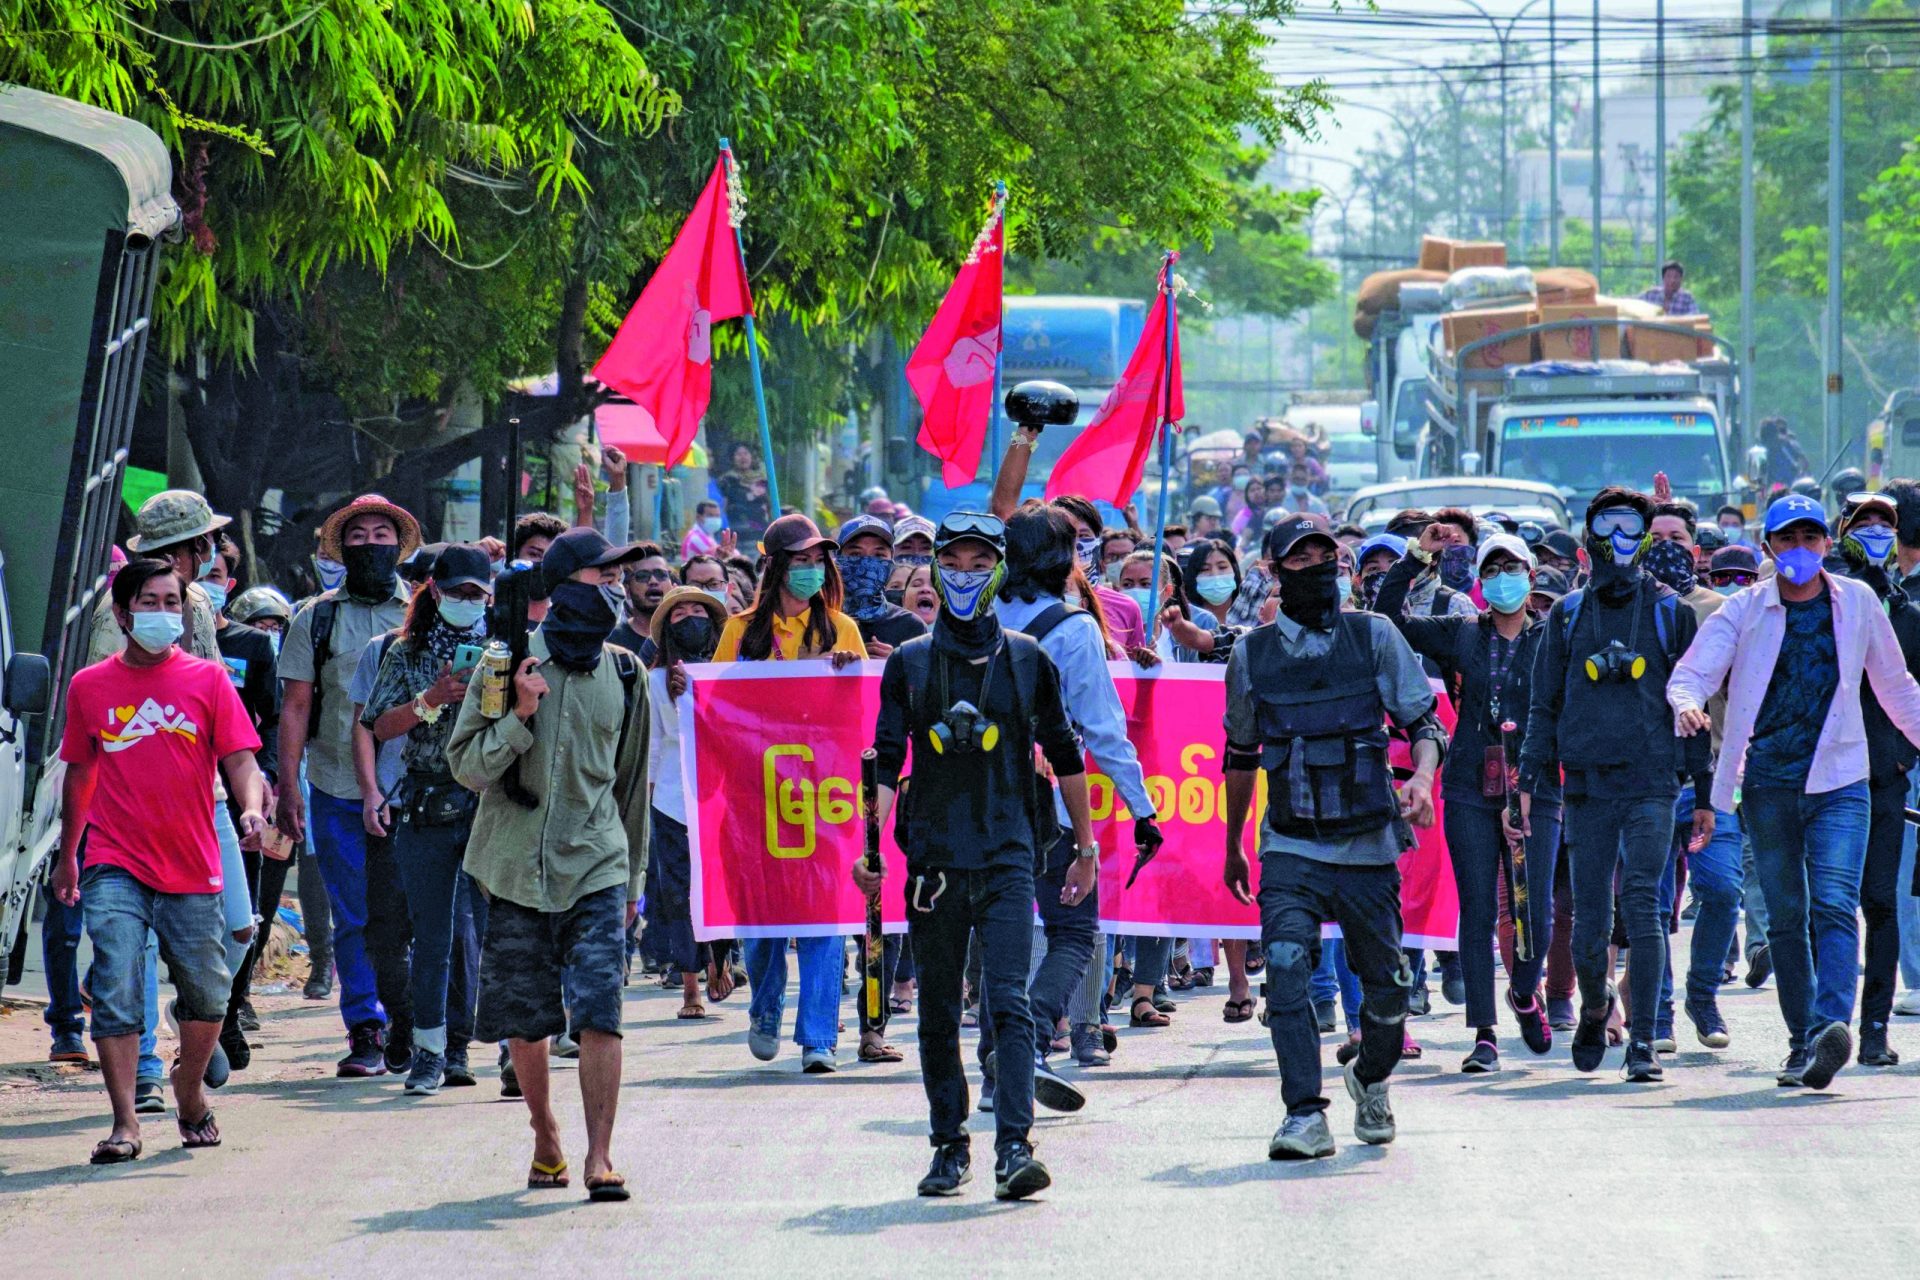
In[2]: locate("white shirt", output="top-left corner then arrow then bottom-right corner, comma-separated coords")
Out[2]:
1667,569 -> 1920,812
646,667 -> 687,824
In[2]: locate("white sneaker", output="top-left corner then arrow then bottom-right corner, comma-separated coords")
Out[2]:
1894,989 -> 1920,1017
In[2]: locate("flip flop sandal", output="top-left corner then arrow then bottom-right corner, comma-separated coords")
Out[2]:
586,1173 -> 632,1203
527,1159 -> 570,1189
857,1040 -> 904,1063
1130,998 -> 1170,1028
1402,1036 -> 1423,1060
1222,997 -> 1256,1024
1246,954 -> 1267,975
177,1109 -> 221,1149
1100,1026 -> 1118,1053
1191,967 -> 1216,989
889,996 -> 913,1015
677,1003 -> 709,1020
90,1137 -> 141,1165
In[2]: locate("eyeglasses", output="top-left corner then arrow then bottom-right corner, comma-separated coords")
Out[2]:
625,568 -> 673,583
1589,508 -> 1646,538
1479,562 -> 1530,580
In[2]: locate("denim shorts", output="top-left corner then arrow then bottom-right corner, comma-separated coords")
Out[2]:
474,884 -> 626,1043
81,864 -> 232,1039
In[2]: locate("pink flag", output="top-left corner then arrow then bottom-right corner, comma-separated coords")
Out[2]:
591,155 -> 753,469
1044,258 -> 1183,505
908,205 -> 1005,487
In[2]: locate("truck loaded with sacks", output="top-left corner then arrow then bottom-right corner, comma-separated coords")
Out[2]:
1355,235 -> 1740,516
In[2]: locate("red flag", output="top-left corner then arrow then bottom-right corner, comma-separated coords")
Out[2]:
592,155 -> 753,469
908,207 -> 1005,488
1045,260 -> 1183,506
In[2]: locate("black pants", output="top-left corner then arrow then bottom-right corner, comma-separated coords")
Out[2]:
1257,849 -> 1408,1117
1446,801 -> 1561,1030
225,846 -> 263,1025
1563,792 -> 1676,1041
907,861 -> 1035,1154
977,829 -> 1098,1065
362,831 -> 414,1049
1859,776 -> 1909,1029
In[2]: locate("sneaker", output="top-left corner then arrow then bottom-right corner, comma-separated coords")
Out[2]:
1267,1110 -> 1336,1160
1507,989 -> 1553,1055
167,999 -> 230,1088
1623,1040 -> 1664,1082
917,1142 -> 972,1196
404,1047 -> 446,1095
993,1142 -> 1051,1201
1801,1021 -> 1851,1090
1546,996 -> 1576,1031
1858,1022 -> 1900,1066
1343,1058 -> 1395,1146
551,1031 -> 580,1060
500,1059 -> 522,1099
442,1048 -> 476,1087
1314,1000 -> 1336,1033
1406,985 -> 1431,1017
1032,1056 -> 1086,1113
133,1077 -> 167,1114
302,969 -> 334,1001
748,1018 -> 781,1062
219,1021 -> 252,1073
1441,973 -> 1467,1008
977,1073 -> 996,1113
1461,1039 -> 1500,1074
1894,988 -> 1920,1017
1685,998 -> 1731,1049
1652,1031 -> 1677,1055
1776,1047 -> 1809,1087
236,999 -> 261,1032
1571,996 -> 1613,1073
1070,1027 -> 1110,1067
383,1027 -> 412,1075
1744,943 -> 1773,989
1151,991 -> 1177,1014
801,1047 -> 837,1074
48,1030 -> 89,1064
336,1021 -> 387,1077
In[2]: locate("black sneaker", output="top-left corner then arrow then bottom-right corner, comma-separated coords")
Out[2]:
1461,1039 -> 1500,1074
1685,998 -> 1730,1049
383,1026 -> 413,1075
1745,942 -> 1773,989
1858,1022 -> 1899,1067
1571,996 -> 1613,1073
1508,988 -> 1552,1055
302,969 -> 334,1001
1441,973 -> 1467,1007
442,1049 -> 477,1087
917,1143 -> 972,1196
993,1142 -> 1051,1201
236,999 -> 261,1032
404,1047 -> 446,1095
500,1059 -> 523,1098
219,1020 -> 252,1073
1777,1047 -> 1809,1087
1801,1021 -> 1851,1090
337,1022 -> 387,1078
1623,1040 -> 1663,1082
1406,985 -> 1431,1017
1032,1056 -> 1086,1113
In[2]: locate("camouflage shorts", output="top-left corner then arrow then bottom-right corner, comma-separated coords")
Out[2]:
473,884 -> 626,1043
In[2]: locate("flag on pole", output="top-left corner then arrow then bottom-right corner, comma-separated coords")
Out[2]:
592,156 -> 754,469
908,195 -> 1006,488
1044,260 -> 1183,506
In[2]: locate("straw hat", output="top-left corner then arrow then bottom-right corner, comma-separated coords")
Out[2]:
317,493 -> 422,563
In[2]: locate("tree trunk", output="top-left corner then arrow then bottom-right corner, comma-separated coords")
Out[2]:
555,271 -> 591,428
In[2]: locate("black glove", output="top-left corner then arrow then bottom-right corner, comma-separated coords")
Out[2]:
1134,816 -> 1166,854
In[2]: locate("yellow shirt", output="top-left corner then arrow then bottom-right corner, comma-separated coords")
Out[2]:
715,605 -> 865,662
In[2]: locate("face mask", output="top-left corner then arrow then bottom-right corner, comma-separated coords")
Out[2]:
1075,536 -> 1101,572
668,615 -> 715,660
836,554 -> 891,621
1438,543 -> 1476,594
883,587 -> 906,607
195,555 -> 215,581
543,580 -> 618,671
342,543 -> 401,599
1105,560 -> 1127,586
268,629 -> 282,655
315,557 -> 347,593
1336,573 -> 1354,604
700,515 -> 723,534
785,565 -> 827,600
127,609 -> 183,654
1358,572 -> 1385,611
1719,522 -> 1744,541
1644,539 -> 1698,596
200,581 -> 229,612
1482,572 -> 1531,615
700,586 -> 731,606
1122,586 -> 1154,616
1232,474 -> 1250,492
1277,561 -> 1342,630
1064,589 -> 1082,609
1195,573 -> 1237,605
1847,525 -> 1896,567
1713,583 -> 1742,597
936,564 -> 1003,621
437,596 -> 487,630
1774,545 -> 1824,586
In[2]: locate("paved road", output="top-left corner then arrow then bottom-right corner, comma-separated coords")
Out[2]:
4,937 -> 1918,1277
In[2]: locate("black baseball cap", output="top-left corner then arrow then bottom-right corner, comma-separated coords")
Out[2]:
1266,515 -> 1337,563
431,543 -> 493,592
1528,566 -> 1572,601
1709,545 -> 1761,576
538,527 -> 645,593
1541,529 -> 1580,562
933,511 -> 1006,555
400,542 -> 446,584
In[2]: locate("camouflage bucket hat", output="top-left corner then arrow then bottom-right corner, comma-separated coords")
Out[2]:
127,489 -> 231,552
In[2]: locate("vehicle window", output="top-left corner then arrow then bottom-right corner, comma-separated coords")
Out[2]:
1499,412 -> 1724,500
1328,435 -> 1373,463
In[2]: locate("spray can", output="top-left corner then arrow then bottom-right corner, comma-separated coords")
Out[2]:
478,640 -> 512,718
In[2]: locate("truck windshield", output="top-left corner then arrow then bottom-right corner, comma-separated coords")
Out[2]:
1499,410 -> 1725,501
1391,379 -> 1426,452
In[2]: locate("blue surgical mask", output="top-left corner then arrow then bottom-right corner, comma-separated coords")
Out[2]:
1482,573 -> 1531,615
1713,583 -> 1742,598
1122,586 -> 1154,616
128,609 -> 184,654
437,597 -> 487,630
701,586 -> 729,606
786,565 -> 826,600
1774,546 -> 1824,585
196,556 -> 215,580
200,581 -> 229,612
1336,573 -> 1354,604
1849,526 -> 1896,566
700,515 -> 723,534
1195,573 -> 1236,605
315,557 -> 347,592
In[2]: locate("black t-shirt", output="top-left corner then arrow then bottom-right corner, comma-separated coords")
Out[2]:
216,620 -> 281,780
856,606 -> 927,649
608,621 -> 657,667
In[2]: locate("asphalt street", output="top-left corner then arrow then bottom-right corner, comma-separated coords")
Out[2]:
4,933 -> 1918,1277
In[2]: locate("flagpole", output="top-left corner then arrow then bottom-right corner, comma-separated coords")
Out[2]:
719,137 -> 781,516
987,180 -> 1008,474
1145,249 -> 1179,644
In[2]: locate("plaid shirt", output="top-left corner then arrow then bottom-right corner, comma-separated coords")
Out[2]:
360,636 -> 463,782
1640,285 -> 1699,316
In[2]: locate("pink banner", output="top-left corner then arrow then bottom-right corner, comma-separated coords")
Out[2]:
680,661 -> 1458,948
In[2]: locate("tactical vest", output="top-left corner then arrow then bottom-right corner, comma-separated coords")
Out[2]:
1246,614 -> 1398,841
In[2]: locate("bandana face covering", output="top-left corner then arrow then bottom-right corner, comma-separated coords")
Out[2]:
836,553 -> 892,622
1644,539 -> 1698,596
1438,544 -> 1475,594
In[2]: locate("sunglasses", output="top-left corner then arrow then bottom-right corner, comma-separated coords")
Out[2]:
625,568 -> 673,583
1710,572 -> 1757,587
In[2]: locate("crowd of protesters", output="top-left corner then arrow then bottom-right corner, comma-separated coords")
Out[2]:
40,422 -> 1920,1201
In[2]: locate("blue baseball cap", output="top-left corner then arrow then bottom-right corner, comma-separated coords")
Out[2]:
1763,493 -> 1829,536
834,515 -> 894,548
1355,532 -> 1408,564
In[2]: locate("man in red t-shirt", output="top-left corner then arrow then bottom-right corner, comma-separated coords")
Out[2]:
53,559 -> 266,1164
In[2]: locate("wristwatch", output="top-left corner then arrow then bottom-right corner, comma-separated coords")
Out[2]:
413,692 -> 443,725
1074,841 -> 1100,861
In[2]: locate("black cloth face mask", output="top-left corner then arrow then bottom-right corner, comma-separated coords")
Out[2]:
544,580 -> 618,671
1276,559 -> 1342,630
342,543 -> 401,602
667,615 -> 715,661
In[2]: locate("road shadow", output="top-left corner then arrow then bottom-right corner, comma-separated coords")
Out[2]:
353,1188 -> 588,1233
782,1195 -> 1039,1236
1147,1145 -> 1390,1187
0,1143 -> 195,1193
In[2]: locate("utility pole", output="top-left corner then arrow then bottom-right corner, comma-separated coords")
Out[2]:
1549,0 -> 1560,264
1654,0 -> 1667,271
1739,0 -> 1756,451
1591,0 -> 1603,285
1825,0 -> 1845,466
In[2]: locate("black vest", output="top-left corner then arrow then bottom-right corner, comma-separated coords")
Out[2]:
1246,614 -> 1398,841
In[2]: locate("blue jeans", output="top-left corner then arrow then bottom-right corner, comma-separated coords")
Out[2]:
743,935 -> 841,1052
1311,936 -> 1363,1034
1684,805 -> 1746,1006
391,802 -> 479,1054
1743,781 -> 1872,1049
308,788 -> 386,1030
1900,769 -> 1920,989
979,831 -> 1100,1064
80,865 -> 230,1039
